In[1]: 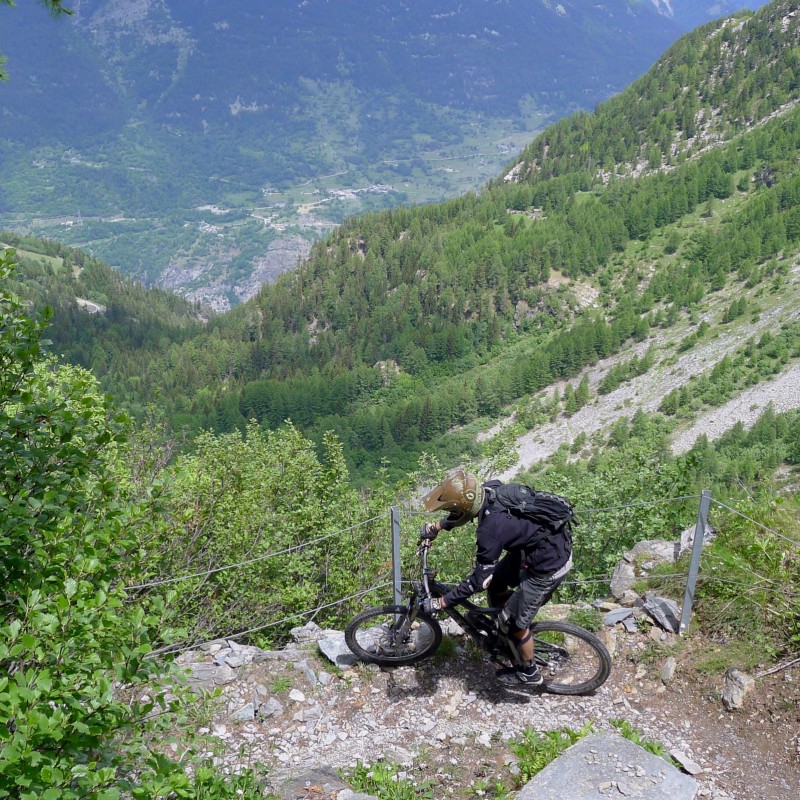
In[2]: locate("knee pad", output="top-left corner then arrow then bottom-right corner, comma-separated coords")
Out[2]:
498,608 -> 520,634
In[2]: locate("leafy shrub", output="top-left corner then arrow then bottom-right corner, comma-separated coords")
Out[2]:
0,253 -> 267,800
693,497 -> 800,653
510,724 -> 593,783
610,720 -> 677,766
347,761 -> 434,800
134,422 -> 390,649
567,608 -> 604,632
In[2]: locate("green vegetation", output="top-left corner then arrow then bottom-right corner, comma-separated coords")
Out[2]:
12,16 -> 800,482
660,322 -> 800,417
598,347 -> 655,395
610,721 -> 677,766
4,5 -> 800,797
347,761 -> 434,800
1,0 -> 684,297
0,255 -> 269,799
567,608 -> 604,633
510,725 -> 594,784
513,2 -> 798,183
139,423 -> 389,647
344,725 -> 594,800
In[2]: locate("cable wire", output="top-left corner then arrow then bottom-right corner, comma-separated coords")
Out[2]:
561,572 -> 689,587
696,574 -> 800,598
126,515 -> 385,590
709,499 -> 800,549
151,582 -> 391,657
407,495 -> 701,517
576,495 -> 701,514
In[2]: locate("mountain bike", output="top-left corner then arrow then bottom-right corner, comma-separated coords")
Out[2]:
345,542 -> 612,695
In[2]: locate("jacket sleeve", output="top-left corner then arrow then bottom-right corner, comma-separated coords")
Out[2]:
438,509 -> 471,530
441,561 -> 496,606
441,515 -> 505,606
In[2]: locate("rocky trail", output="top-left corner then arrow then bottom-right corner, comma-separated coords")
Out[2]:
178,618 -> 799,800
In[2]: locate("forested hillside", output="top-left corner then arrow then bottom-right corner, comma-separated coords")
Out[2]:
0,0 -> 709,309
10,0 -> 800,485
660,0 -> 770,28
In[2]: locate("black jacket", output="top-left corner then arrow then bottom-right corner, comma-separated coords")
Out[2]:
440,480 -> 572,607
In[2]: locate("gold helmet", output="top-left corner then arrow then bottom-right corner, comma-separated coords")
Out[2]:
422,469 -> 483,523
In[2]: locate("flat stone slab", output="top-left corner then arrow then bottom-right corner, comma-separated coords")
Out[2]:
516,732 -> 697,800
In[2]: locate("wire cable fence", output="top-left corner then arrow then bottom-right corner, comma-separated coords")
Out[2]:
151,583 -> 392,658
138,487 -> 799,658
135,511 -> 394,655
710,498 -> 800,549
125,516 -> 384,591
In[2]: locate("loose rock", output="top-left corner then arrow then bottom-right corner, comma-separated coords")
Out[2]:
722,668 -> 755,711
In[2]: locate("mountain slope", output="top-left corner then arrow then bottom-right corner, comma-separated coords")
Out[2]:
0,0 -> 693,309
10,0 -> 800,483
3,1 -> 684,143
506,0 -> 800,185
653,0 -> 771,29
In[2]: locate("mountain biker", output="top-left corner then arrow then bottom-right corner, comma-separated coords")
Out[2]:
419,469 -> 573,685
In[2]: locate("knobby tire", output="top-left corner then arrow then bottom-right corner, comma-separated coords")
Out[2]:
531,619 -> 611,695
345,604 -> 443,666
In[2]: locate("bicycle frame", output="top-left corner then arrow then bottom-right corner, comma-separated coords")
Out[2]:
414,543 -> 525,667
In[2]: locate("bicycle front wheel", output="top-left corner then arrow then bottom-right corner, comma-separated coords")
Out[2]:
345,604 -> 442,666
532,620 -> 611,695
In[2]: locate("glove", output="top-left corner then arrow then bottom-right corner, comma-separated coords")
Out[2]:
419,522 -> 440,541
421,597 -> 445,616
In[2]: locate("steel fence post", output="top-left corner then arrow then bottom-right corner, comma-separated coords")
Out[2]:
391,506 -> 402,605
679,489 -> 712,635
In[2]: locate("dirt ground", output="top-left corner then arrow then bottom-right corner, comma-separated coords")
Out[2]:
209,624 -> 800,800
605,635 -> 800,800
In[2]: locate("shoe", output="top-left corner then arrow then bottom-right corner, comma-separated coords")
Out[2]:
496,664 -> 544,686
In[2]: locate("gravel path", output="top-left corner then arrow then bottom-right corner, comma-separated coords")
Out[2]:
197,629 -> 799,800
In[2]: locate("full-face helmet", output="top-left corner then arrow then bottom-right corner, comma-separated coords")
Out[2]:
421,469 -> 483,523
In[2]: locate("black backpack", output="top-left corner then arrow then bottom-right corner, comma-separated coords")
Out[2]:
484,483 -> 577,534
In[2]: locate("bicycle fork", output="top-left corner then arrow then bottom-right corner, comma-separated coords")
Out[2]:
389,593 -> 420,646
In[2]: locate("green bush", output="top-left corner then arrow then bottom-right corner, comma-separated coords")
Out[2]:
693,498 -> 800,654
610,720 -> 677,766
137,423 -> 389,648
0,253 -> 267,799
347,761 -> 434,800
510,724 -> 593,783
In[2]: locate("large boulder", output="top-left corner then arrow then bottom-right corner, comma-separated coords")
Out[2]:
641,593 -> 681,633
182,662 -> 237,690
318,631 -> 359,668
679,524 -> 717,557
515,731 -> 697,800
722,668 -> 755,711
610,540 -> 678,600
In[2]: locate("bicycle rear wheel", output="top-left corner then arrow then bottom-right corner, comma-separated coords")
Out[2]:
345,604 -> 442,666
531,620 -> 611,695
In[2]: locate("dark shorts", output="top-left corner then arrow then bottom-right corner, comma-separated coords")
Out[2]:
488,550 -> 570,630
